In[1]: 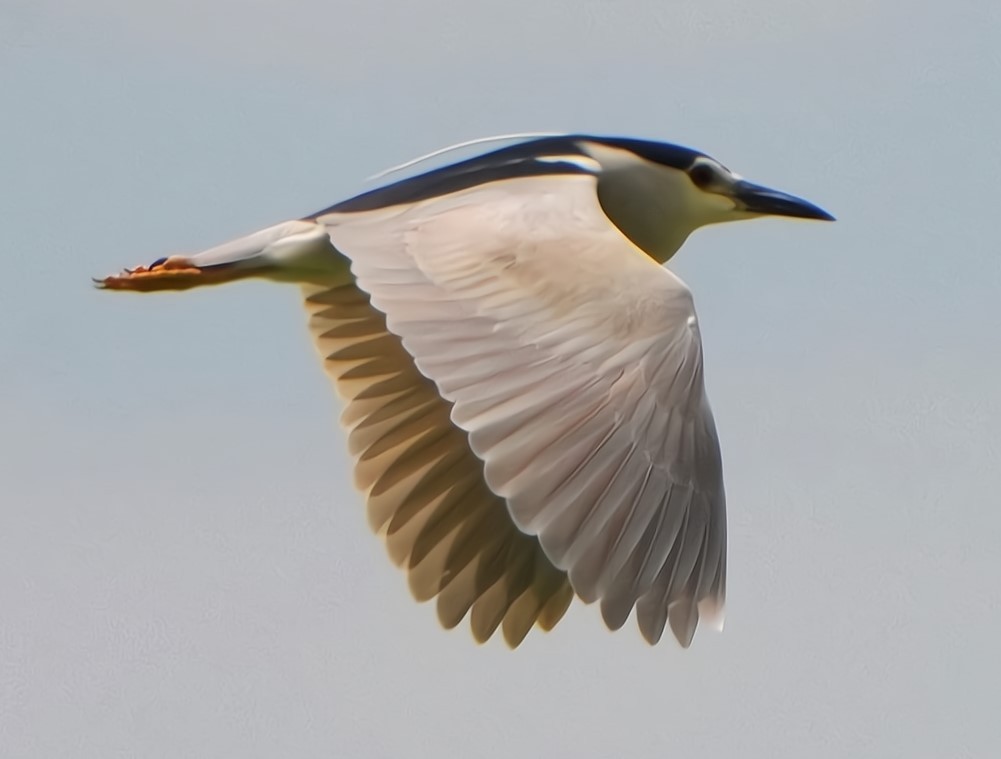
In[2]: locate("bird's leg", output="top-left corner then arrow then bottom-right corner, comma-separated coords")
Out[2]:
94,220 -> 344,293
94,255 -> 220,292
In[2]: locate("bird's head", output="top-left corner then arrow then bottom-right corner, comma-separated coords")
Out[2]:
581,137 -> 834,262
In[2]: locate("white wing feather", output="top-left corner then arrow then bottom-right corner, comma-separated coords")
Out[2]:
318,173 -> 726,645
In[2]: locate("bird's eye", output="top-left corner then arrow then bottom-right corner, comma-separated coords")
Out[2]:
689,164 -> 716,189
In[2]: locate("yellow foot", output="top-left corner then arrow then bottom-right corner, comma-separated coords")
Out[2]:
95,256 -> 207,292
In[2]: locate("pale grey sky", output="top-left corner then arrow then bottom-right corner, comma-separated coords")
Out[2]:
2,1 -> 1000,757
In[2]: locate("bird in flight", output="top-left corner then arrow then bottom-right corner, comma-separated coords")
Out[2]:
97,134 -> 833,648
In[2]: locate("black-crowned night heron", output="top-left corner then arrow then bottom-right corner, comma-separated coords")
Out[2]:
97,134 -> 833,648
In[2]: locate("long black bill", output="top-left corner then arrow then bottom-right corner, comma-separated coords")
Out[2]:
734,180 -> 835,221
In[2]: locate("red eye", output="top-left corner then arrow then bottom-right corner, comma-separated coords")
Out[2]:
689,164 -> 715,189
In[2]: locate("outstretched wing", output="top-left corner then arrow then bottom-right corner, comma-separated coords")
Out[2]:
316,172 -> 726,646
302,281 -> 573,647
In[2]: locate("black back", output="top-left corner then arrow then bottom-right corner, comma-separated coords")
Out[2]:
305,135 -> 705,217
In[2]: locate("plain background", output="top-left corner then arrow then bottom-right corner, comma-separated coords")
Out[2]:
3,1 -> 1000,756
